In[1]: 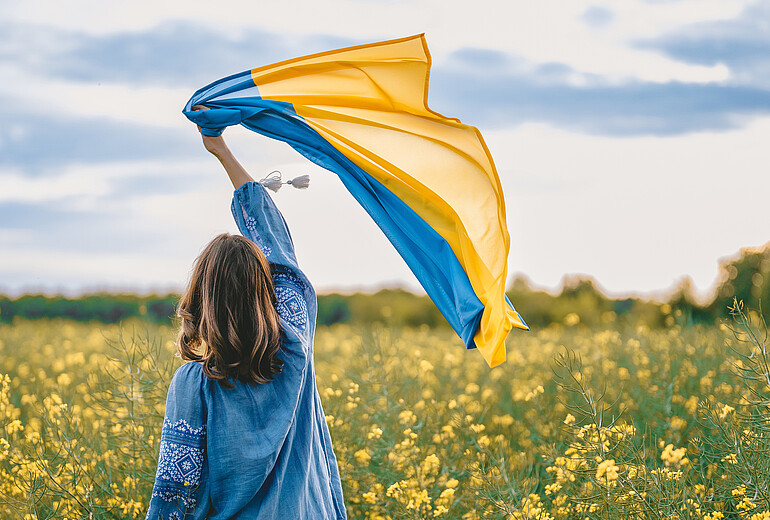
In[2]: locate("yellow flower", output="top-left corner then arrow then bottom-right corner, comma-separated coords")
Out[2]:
595,459 -> 619,481
5,419 -> 23,435
469,423 -> 485,434
354,449 -> 372,466
719,403 -> 735,419
386,481 -> 405,498
661,444 -> 689,467
0,437 -> 10,460
421,453 -> 440,476
669,416 -> 687,430
564,313 -> 580,326
398,410 -> 417,425
524,385 -> 544,401
722,453 -> 738,465
464,383 -> 479,394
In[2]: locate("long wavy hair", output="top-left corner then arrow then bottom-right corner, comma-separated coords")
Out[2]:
176,233 -> 283,387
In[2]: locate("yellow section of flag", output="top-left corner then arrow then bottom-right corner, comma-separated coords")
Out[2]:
252,35 -> 526,366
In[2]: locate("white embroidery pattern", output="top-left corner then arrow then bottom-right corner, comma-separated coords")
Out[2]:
245,215 -> 258,231
152,418 -> 206,508
241,207 -> 272,257
275,284 -> 308,331
273,271 -> 308,291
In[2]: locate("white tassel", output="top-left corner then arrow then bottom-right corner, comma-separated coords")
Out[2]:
287,175 -> 310,189
258,171 -> 311,192
258,171 -> 283,192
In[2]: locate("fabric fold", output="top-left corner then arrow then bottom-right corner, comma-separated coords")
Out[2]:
183,34 -> 527,367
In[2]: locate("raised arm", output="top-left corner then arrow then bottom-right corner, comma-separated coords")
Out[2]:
201,134 -> 254,189
194,105 -> 253,189
195,118 -> 302,275
195,121 -> 316,338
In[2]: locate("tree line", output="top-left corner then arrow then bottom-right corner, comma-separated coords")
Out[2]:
2,244 -> 768,329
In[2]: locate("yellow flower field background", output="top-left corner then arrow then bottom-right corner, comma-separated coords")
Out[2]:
1,300 -> 769,519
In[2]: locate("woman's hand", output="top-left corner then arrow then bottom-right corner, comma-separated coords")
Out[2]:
192,105 -> 229,158
202,134 -> 228,158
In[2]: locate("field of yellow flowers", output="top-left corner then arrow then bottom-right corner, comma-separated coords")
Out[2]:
1,304 -> 769,519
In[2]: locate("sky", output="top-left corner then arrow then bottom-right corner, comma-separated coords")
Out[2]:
1,0 -> 769,300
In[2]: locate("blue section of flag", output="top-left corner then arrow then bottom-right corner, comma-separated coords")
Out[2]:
184,70 -> 263,136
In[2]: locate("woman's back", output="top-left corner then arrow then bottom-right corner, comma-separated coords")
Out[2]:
145,181 -> 346,520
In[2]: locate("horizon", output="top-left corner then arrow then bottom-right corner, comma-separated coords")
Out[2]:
1,238 -> 756,304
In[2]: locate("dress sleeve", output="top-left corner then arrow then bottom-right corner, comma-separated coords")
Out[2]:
145,363 -> 209,520
231,181 -> 300,274
231,181 -> 316,338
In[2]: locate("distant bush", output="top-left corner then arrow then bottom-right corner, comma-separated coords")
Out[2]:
317,294 -> 352,326
708,244 -> 770,321
507,275 -> 663,329
0,293 -> 178,324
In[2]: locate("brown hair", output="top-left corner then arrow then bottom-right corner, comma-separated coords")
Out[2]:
176,233 -> 283,387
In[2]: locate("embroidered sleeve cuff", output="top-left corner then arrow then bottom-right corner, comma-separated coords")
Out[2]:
151,418 -> 206,509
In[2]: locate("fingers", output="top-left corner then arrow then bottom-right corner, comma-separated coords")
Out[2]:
192,105 -> 207,132
191,105 -> 218,136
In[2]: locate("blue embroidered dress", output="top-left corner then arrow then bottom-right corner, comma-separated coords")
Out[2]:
145,181 -> 347,520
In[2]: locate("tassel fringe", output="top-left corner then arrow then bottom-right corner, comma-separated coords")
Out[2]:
287,174 -> 310,189
258,171 -> 310,192
258,171 -> 283,192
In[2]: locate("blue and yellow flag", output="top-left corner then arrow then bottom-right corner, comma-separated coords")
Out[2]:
183,34 -> 527,367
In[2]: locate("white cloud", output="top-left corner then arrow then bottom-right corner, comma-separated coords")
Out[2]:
0,159 -> 204,204
0,64 -> 189,128
487,115 -> 770,299
0,245 -> 187,292
0,229 -> 29,245
4,0 -> 750,84
0,169 -> 110,203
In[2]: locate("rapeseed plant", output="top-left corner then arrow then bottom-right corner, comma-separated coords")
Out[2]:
0,305 -> 768,519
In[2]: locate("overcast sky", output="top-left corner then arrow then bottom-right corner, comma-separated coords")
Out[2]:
1,0 -> 768,300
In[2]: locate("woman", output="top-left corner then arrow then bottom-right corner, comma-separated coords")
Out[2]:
144,129 -> 347,520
